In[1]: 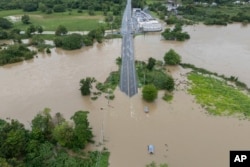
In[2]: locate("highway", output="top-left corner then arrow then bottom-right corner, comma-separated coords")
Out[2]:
119,0 -> 138,97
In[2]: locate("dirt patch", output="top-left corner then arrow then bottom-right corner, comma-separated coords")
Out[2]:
5,16 -> 21,23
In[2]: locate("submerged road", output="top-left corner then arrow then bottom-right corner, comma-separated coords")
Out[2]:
119,0 -> 138,97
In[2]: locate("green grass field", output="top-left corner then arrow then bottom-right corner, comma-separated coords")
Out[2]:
188,72 -> 250,117
1,9 -> 105,31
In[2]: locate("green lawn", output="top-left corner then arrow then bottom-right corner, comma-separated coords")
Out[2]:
188,72 -> 250,117
1,9 -> 105,31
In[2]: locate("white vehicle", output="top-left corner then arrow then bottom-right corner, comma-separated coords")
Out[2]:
148,145 -> 154,154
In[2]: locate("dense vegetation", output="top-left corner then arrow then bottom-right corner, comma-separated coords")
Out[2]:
0,18 -> 13,29
161,24 -> 190,41
80,77 -> 96,96
53,26 -> 105,49
0,0 -> 146,11
180,62 -> 250,118
136,58 -> 175,92
0,44 -> 36,65
0,0 -> 146,32
188,72 -> 250,117
148,0 -> 250,26
0,0 -> 125,12
180,63 -> 249,91
0,108 -> 109,166
79,57 -> 175,101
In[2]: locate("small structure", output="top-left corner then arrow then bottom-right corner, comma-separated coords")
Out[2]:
148,145 -> 154,154
133,8 -> 162,32
144,106 -> 149,113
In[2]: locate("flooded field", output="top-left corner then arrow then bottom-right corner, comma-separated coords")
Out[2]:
1,24 -> 250,167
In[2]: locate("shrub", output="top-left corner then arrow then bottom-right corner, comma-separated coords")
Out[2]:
61,33 -> 83,50
82,35 -> 93,46
142,84 -> 158,102
55,25 -> 68,36
164,49 -> 181,65
46,48 -> 51,54
145,71 -> 174,91
146,57 -> 156,71
0,44 -> 36,65
161,24 -> 190,41
54,37 -> 63,47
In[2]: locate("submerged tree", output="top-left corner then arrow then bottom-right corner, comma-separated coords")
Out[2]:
164,49 -> 181,65
70,111 -> 93,149
142,84 -> 158,102
146,57 -> 156,71
61,33 -> 83,50
80,77 -> 96,96
30,108 -> 54,142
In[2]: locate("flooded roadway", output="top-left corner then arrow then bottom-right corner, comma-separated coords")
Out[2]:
1,23 -> 250,167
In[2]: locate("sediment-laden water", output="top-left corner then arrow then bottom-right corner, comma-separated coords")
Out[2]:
1,24 -> 250,167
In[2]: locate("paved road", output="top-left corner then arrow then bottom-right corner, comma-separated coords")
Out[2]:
119,0 -> 138,97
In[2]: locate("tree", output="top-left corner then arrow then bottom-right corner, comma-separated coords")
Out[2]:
146,71 -> 174,91
61,33 -> 83,50
26,141 -> 55,166
55,25 -> 68,36
80,77 -> 96,96
142,84 -> 158,102
164,49 -> 181,65
0,119 -> 28,158
105,13 -> 114,22
52,122 -> 74,147
54,37 -> 63,47
87,27 -> 105,43
46,48 -> 51,54
0,31 -> 8,39
161,24 -> 190,41
71,111 -> 93,149
146,57 -> 156,70
0,18 -> 13,29
26,25 -> 36,37
0,44 -> 36,65
21,14 -> 30,24
37,25 -> 43,34
53,112 -> 65,126
31,108 -> 54,142
23,3 -> 38,12
30,35 -> 45,46
132,0 -> 146,8
82,35 -> 93,46
0,109 -> 98,166
88,6 -> 95,15
0,157 -> 11,167
53,4 -> 66,12
38,3 -> 47,12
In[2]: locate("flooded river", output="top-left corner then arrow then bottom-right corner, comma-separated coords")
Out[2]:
1,24 -> 250,167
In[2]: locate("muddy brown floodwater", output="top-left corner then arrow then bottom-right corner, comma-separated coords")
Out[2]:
1,24 -> 250,167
